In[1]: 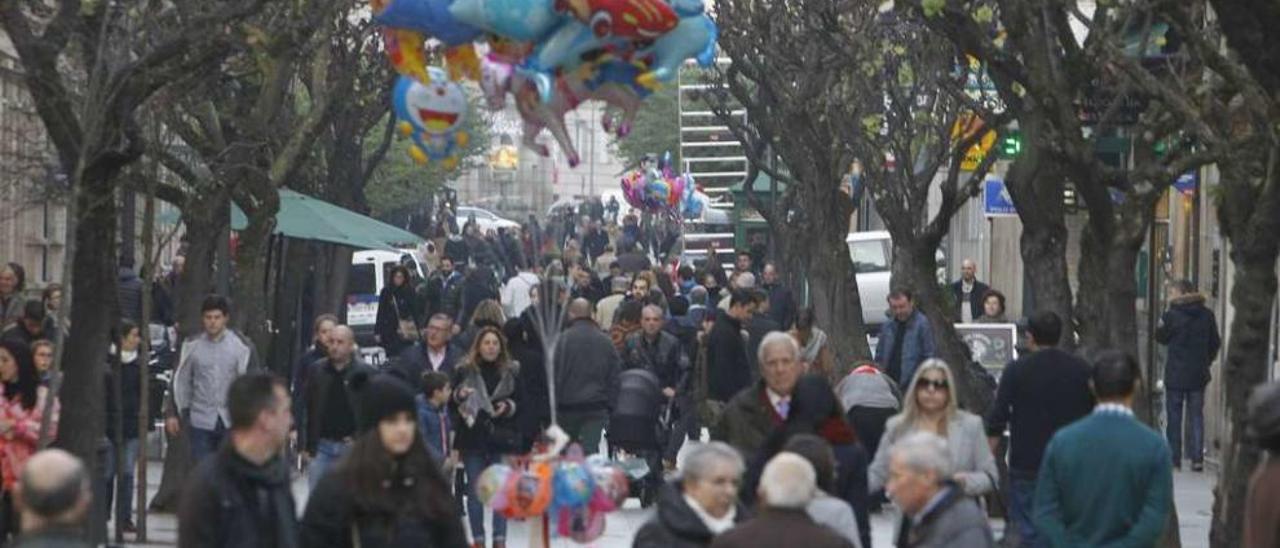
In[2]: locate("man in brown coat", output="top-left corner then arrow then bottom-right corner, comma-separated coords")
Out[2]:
710,453 -> 854,548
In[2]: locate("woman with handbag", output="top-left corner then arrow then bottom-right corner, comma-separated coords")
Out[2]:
301,375 -> 467,548
451,326 -> 523,548
376,266 -> 420,357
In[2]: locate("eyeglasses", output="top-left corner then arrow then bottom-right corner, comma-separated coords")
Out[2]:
916,378 -> 949,392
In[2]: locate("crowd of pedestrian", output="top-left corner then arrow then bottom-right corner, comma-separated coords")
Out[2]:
2,199 -> 1274,548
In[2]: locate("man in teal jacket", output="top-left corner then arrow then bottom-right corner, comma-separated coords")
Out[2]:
1034,351 -> 1172,547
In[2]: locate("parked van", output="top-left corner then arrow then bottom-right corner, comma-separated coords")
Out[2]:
346,250 -> 427,348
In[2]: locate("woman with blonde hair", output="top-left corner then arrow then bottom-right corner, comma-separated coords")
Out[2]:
867,359 -> 996,541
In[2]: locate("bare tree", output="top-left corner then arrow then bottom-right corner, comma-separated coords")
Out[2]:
835,7 -> 1007,409
0,0 -> 264,513
708,0 -> 872,366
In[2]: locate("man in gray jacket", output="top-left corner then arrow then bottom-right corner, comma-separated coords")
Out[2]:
171,295 -> 255,464
553,298 -> 621,454
887,432 -> 994,548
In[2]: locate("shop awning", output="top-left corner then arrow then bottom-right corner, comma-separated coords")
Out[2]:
161,189 -> 423,251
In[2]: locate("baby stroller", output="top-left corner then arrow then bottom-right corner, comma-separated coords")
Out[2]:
607,368 -> 673,507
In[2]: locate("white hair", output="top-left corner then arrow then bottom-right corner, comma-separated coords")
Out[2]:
890,431 -> 953,477
758,331 -> 800,366
735,272 -> 756,289
758,452 -> 816,509
681,442 -> 745,483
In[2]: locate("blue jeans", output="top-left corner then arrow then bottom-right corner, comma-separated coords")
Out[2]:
1166,389 -> 1205,465
463,451 -> 507,543
1009,473 -> 1043,548
307,439 -> 351,488
102,438 -> 140,524
189,421 -> 226,465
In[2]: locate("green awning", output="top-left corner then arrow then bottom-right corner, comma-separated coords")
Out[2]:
161,189 -> 422,251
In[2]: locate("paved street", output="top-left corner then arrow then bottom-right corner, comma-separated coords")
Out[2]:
115,459 -> 1215,547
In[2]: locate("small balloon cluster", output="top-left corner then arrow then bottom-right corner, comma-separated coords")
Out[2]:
621,152 -> 703,220
371,0 -> 719,169
475,444 -> 630,543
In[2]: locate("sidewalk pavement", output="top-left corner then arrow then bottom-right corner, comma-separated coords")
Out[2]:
115,461 -> 1216,547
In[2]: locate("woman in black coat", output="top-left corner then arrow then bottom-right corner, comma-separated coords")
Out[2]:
376,266 -> 419,356
451,326 -> 523,548
301,376 -> 467,548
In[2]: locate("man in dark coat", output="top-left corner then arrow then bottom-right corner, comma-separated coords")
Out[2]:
985,310 -> 1092,548
553,299 -> 622,453
705,290 -> 756,404
392,313 -> 462,391
712,332 -> 802,459
624,304 -> 691,463
582,220 -> 610,266
117,258 -> 145,324
299,326 -> 377,488
761,263 -> 797,330
949,258 -> 990,323
179,374 -> 298,548
1155,279 -> 1221,471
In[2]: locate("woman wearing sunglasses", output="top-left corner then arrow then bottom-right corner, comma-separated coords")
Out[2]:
867,359 -> 997,541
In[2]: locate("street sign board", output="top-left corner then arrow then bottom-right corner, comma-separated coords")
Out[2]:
984,178 -> 1017,217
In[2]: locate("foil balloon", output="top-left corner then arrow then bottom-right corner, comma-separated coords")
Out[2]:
633,0 -> 718,89
553,459 -> 596,509
680,176 -> 705,220
392,69 -> 471,169
500,462 -> 555,519
521,20 -> 621,103
556,0 -> 679,39
372,0 -> 484,81
589,462 -> 630,511
448,0 -> 564,42
476,464 -> 514,510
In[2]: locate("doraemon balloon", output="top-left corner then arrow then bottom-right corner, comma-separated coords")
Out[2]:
392,69 -> 471,169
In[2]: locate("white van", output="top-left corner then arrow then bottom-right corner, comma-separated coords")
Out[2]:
346,250 -> 427,349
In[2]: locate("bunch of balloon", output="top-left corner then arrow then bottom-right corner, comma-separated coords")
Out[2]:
369,0 -> 720,169
473,428 -> 632,545
621,152 -> 701,220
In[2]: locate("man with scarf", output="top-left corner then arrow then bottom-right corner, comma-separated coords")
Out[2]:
179,373 -> 298,548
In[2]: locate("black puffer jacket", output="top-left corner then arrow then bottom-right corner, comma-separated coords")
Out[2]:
622,330 -> 689,392
633,482 -> 748,548
1156,293 -> 1221,391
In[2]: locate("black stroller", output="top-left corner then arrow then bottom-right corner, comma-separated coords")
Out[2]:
607,368 -> 673,507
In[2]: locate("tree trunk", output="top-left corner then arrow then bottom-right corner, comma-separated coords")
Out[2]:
788,184 -> 872,366
892,240 -> 994,413
172,193 -> 231,339
1004,145 -> 1076,347
231,186 -> 280,353
53,170 -> 118,518
1209,247 -> 1278,547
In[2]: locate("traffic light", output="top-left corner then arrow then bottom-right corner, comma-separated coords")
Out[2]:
999,131 -> 1022,157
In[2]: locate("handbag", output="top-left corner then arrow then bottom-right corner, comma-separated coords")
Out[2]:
393,296 -> 420,341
